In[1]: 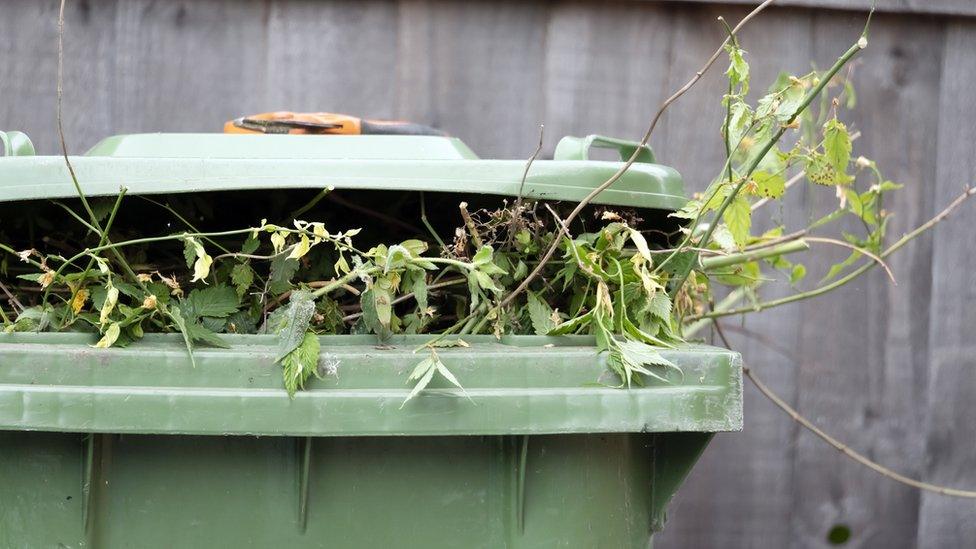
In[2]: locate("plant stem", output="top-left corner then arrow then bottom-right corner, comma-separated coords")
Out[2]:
700,239 -> 808,271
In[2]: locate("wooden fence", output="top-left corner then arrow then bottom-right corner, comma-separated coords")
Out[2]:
1,1 -> 973,547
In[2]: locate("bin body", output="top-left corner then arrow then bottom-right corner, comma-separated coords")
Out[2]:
1,431 -> 712,548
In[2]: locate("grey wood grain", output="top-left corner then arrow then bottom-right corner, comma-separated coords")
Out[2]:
0,0 -> 118,154
917,19 -> 976,549
789,11 -> 944,548
1,2 -> 974,546
267,0 -> 399,119
112,0 -> 270,136
396,0 -> 548,158
661,0 -> 976,17
542,0 -> 674,157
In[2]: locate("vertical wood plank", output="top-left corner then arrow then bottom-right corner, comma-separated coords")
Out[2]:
917,19 -> 976,549
542,0 -> 674,156
396,0 -> 547,158
267,0 -> 399,119
0,0 -> 118,153
112,0 -> 270,135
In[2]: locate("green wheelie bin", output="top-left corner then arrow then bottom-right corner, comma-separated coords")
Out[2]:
0,130 -> 742,548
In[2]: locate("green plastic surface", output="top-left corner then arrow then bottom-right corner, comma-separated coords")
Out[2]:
0,133 -> 686,210
0,334 -> 741,436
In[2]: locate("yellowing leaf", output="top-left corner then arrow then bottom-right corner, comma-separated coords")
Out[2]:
92,322 -> 120,349
99,285 -> 119,325
191,253 -> 213,283
288,233 -> 312,260
270,231 -> 287,254
752,171 -> 785,199
71,289 -> 89,314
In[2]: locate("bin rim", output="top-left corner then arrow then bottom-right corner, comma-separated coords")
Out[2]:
0,332 -> 741,437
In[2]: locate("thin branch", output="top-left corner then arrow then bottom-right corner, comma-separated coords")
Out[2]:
745,365 -> 976,498
0,280 -> 25,313
342,277 -> 466,322
804,236 -> 895,283
710,320 -> 976,498
690,186 -> 975,321
498,0 -> 779,310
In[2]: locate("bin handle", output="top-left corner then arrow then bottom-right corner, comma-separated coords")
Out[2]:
553,134 -> 655,164
0,131 -> 35,156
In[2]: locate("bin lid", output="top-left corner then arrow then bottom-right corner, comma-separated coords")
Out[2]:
0,132 -> 685,210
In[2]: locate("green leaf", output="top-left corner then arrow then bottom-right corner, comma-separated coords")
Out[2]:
273,290 -> 316,361
401,358 -> 437,406
752,171 -> 785,199
547,309 -> 594,336
92,322 -> 121,348
181,285 -> 239,319
241,232 -> 260,255
527,292 -> 555,335
473,270 -> 502,293
183,238 -> 196,269
411,272 -> 428,312
723,194 -> 752,247
790,263 -> 807,284
184,321 -> 229,348
269,255 -> 300,294
230,263 -> 254,298
280,331 -> 320,397
823,119 -> 852,175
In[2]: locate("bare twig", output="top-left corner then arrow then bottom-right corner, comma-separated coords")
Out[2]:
0,280 -> 24,313
498,0 -> 779,310
805,236 -> 895,283
711,320 -> 976,498
342,277 -> 466,322
746,365 -> 976,498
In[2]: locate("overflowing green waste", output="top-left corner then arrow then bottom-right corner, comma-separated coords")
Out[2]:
0,131 -> 741,548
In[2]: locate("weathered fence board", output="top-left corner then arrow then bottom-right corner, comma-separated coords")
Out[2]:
1,1 -> 973,547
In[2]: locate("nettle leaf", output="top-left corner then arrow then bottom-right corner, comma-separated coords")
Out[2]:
823,119 -> 852,175
183,238 -> 196,269
752,171 -> 785,199
711,224 -> 737,253
241,232 -> 260,255
280,331 -> 320,397
181,285 -> 239,319
723,194 -> 752,247
361,284 -> 393,339
527,292 -> 555,335
230,263 -> 254,298
287,233 -> 312,260
401,350 -> 468,407
410,272 -> 428,312
184,321 -> 229,348
269,255 -> 300,294
274,290 -> 316,361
